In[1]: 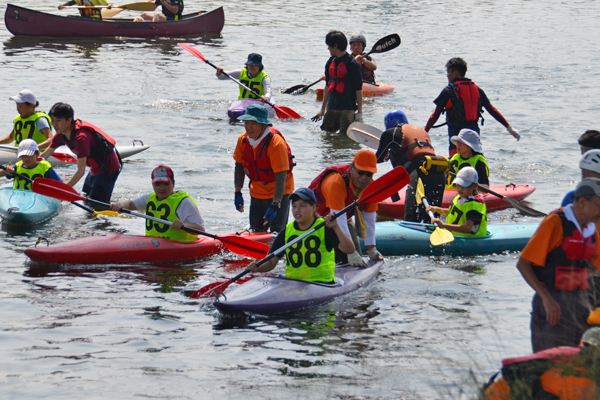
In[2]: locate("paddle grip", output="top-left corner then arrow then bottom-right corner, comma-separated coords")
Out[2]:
420,196 -> 443,228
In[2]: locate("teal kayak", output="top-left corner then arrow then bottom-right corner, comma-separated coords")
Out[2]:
362,221 -> 539,256
0,187 -> 60,226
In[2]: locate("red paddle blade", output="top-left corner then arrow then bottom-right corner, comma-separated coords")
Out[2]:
189,276 -> 255,299
51,152 -> 77,163
32,178 -> 85,202
217,234 -> 269,259
360,166 -> 410,204
274,105 -> 302,120
178,43 -> 207,62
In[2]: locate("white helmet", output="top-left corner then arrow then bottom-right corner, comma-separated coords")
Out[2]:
579,149 -> 600,174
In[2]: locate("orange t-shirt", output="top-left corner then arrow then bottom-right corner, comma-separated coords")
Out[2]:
520,213 -> 600,269
233,132 -> 294,199
320,172 -> 378,214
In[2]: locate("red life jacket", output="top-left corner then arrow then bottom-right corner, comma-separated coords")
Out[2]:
446,79 -> 482,124
327,56 -> 350,94
308,164 -> 368,219
533,210 -> 597,291
241,127 -> 294,183
67,120 -> 118,171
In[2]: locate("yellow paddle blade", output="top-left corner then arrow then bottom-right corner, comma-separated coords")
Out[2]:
101,8 -> 124,17
117,1 -> 155,11
415,178 -> 425,205
430,227 -> 454,246
93,210 -> 132,218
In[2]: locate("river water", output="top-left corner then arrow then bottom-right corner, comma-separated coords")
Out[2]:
1,0 -> 599,398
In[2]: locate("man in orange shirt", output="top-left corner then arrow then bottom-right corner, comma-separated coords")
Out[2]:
517,178 -> 600,352
233,105 -> 294,232
309,150 -> 383,267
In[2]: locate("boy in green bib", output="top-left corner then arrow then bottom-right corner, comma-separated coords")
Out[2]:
428,167 -> 488,237
247,187 -> 356,283
0,139 -> 62,190
447,128 -> 489,189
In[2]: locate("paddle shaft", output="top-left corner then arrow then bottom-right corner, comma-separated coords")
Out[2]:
211,62 -> 278,109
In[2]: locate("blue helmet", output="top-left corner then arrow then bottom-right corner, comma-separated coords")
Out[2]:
384,110 -> 408,130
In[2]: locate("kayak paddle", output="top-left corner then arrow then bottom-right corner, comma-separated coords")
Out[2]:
64,1 -> 155,11
346,122 -> 384,150
31,178 -> 270,259
0,165 -> 121,217
363,33 -> 401,57
189,166 -> 411,299
177,43 -> 302,120
447,171 -> 546,217
283,79 -> 322,95
415,178 -> 454,246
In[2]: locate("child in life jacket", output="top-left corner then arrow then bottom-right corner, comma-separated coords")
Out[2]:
447,128 -> 489,188
246,188 -> 356,283
216,53 -> 274,104
427,166 -> 488,237
0,139 -> 61,190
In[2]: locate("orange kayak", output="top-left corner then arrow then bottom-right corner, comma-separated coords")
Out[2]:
315,82 -> 395,101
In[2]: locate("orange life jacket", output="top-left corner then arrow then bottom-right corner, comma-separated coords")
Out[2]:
241,127 -> 294,183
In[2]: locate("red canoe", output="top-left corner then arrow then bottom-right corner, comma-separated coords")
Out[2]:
378,184 -> 536,219
4,4 -> 224,38
24,232 -> 273,264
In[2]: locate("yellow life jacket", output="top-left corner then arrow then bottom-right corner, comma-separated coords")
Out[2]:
145,191 -> 199,242
13,159 -> 52,190
13,112 -> 51,148
238,68 -> 269,100
446,194 -> 488,237
446,153 -> 488,189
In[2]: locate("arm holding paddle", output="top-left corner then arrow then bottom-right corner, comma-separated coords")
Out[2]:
427,206 -> 478,234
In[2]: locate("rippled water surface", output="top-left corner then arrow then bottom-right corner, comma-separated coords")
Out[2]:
1,0 -> 600,398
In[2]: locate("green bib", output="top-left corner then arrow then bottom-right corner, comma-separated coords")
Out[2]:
13,159 -> 52,190
13,112 -> 51,148
446,195 -> 488,237
284,218 -> 336,283
446,153 -> 489,189
145,191 -> 198,242
238,68 -> 269,100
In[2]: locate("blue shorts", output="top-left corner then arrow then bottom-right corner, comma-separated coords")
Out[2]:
83,169 -> 120,207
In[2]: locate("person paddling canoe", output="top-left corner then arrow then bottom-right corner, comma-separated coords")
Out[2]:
216,53 -> 274,104
0,90 -> 54,150
58,0 -> 113,19
0,139 -> 62,190
110,165 -> 205,241
246,188 -> 355,283
136,0 -> 182,22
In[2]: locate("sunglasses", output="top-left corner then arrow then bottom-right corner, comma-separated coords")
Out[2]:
356,170 -> 374,178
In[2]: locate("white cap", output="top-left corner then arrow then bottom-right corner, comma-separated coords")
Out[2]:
17,139 -> 39,158
450,129 -> 483,153
9,90 -> 36,104
452,166 -> 479,187
580,150 -> 600,174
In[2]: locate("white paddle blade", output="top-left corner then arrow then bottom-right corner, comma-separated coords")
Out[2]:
346,122 -> 384,149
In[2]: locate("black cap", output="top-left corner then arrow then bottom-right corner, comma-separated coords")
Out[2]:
290,188 -> 317,204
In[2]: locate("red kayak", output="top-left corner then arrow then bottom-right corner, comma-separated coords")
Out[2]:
25,232 -> 273,264
378,184 -> 536,219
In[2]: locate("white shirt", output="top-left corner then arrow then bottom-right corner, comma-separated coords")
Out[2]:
563,203 -> 596,238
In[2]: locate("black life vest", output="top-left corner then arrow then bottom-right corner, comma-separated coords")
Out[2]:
534,210 -> 597,292
241,127 -> 295,183
445,78 -> 482,125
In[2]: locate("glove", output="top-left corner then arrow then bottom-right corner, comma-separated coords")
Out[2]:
348,251 -> 367,268
311,109 -> 324,122
263,202 -> 279,226
234,191 -> 244,211
354,112 -> 364,123
507,125 -> 520,141
367,247 -> 383,261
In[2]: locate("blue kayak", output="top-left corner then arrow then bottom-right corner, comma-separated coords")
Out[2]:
0,187 -> 61,226
362,221 -> 539,256
227,99 -> 275,120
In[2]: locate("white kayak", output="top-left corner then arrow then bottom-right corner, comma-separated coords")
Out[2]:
0,140 -> 150,167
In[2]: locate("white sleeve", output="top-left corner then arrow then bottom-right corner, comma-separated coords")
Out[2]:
364,211 -> 377,246
36,116 -> 50,131
217,69 -> 242,80
131,193 -> 151,211
330,209 -> 352,240
262,76 -> 274,103
176,197 -> 205,228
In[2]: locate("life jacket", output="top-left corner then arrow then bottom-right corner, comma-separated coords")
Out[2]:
446,153 -> 489,189
241,127 -> 295,183
327,56 -> 352,94
238,68 -> 269,100
78,0 -> 102,18
13,112 -> 51,148
284,217 -> 336,283
533,210 -> 597,291
445,78 -> 482,125
308,164 -> 368,219
159,0 -> 183,20
67,120 -> 118,172
359,53 -> 375,83
145,191 -> 198,242
13,159 -> 52,191
446,194 -> 488,237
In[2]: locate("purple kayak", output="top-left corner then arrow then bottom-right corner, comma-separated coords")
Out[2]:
213,260 -> 384,315
227,99 -> 275,120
